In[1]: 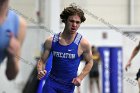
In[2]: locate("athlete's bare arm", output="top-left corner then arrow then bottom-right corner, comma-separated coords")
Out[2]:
125,41 -> 140,71
78,38 -> 93,80
37,36 -> 53,80
72,37 -> 93,86
6,16 -> 26,80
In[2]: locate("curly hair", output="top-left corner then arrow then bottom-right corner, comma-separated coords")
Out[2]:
60,5 -> 86,23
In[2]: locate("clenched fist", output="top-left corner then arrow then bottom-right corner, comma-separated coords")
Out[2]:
37,70 -> 47,80
72,77 -> 81,86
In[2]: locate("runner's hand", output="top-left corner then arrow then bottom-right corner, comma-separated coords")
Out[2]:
72,77 -> 81,86
37,70 -> 47,80
125,61 -> 131,71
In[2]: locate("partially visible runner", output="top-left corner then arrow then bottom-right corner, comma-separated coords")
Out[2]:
0,0 -> 26,80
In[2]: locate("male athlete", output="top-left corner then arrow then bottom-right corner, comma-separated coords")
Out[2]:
37,5 -> 93,93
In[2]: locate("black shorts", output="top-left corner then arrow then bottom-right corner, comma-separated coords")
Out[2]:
136,69 -> 140,80
89,70 -> 99,78
89,61 -> 99,78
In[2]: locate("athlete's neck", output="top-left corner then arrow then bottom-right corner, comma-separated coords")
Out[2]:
61,30 -> 77,40
60,31 -> 77,45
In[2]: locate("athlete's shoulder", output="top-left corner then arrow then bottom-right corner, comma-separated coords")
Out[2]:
19,16 -> 26,31
79,36 -> 91,54
44,33 -> 60,48
80,37 -> 91,48
17,16 -> 26,43
19,16 -> 26,26
46,35 -> 53,43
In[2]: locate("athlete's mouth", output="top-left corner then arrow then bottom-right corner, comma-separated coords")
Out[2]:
71,28 -> 76,30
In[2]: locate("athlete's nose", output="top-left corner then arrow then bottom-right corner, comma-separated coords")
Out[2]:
72,22 -> 77,27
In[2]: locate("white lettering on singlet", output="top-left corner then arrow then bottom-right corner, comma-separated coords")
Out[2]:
53,51 -> 75,59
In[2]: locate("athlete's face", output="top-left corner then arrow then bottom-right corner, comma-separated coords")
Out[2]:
65,15 -> 81,34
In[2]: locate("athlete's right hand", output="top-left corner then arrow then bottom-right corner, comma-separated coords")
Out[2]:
125,61 -> 131,71
37,70 -> 47,80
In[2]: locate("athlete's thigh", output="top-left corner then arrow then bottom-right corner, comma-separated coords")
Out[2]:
59,84 -> 75,93
42,84 -> 57,93
42,80 -> 57,93
60,89 -> 74,93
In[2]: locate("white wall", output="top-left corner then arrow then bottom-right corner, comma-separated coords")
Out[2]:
10,0 -> 37,24
61,0 -> 140,25
135,0 -> 140,25
61,0 -> 129,25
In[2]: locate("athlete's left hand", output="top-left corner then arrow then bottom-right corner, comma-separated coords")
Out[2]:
125,61 -> 131,71
72,77 -> 81,86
